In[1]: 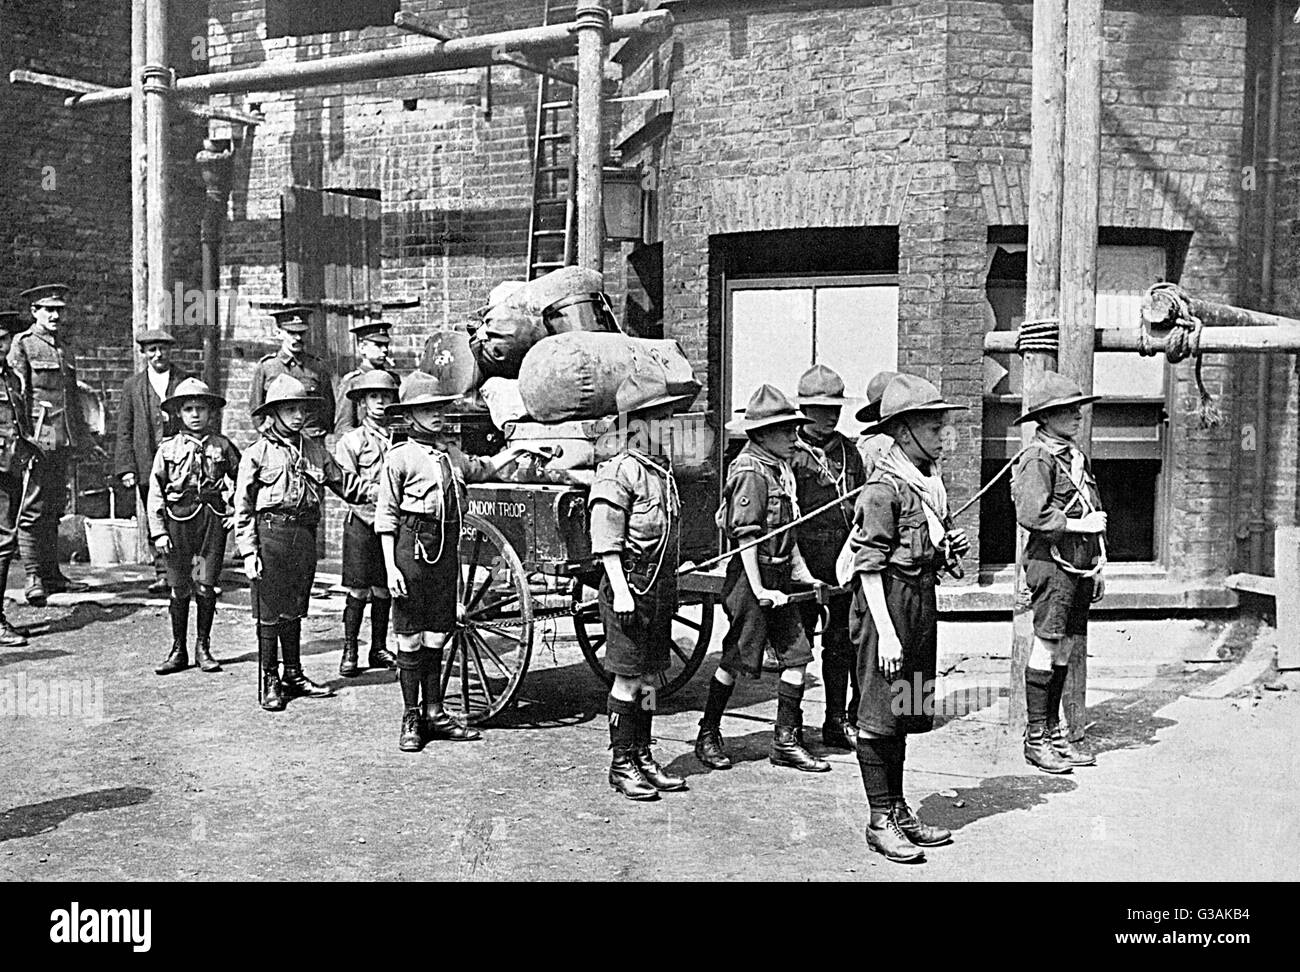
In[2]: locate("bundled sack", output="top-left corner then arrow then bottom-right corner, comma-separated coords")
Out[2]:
503,418 -> 617,470
419,329 -> 481,395
480,378 -> 529,429
506,266 -> 619,335
517,331 -> 699,423
471,306 -> 548,380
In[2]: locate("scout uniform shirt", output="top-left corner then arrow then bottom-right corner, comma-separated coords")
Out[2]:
374,440 -> 495,535
589,450 -> 680,574
720,441 -> 799,569
145,431 -> 242,540
0,359 -> 33,475
334,361 -> 393,436
6,328 -> 88,451
1011,427 -> 1104,569
791,430 -> 865,583
333,422 -> 392,527
847,463 -> 943,581
233,428 -> 373,558
248,348 -> 335,440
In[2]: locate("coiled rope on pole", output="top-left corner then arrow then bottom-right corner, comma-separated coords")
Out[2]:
1140,282 -> 1223,428
1016,317 -> 1060,355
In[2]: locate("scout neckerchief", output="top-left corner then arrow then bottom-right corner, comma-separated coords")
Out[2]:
795,431 -> 853,529
875,442 -> 949,546
743,441 -> 801,520
621,449 -> 678,596
405,434 -> 463,564
1027,428 -> 1106,578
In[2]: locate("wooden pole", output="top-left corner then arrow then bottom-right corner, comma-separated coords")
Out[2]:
575,3 -> 609,273
131,0 -> 150,565
985,326 -> 1300,354
1058,0 -> 1103,743
143,0 -> 170,333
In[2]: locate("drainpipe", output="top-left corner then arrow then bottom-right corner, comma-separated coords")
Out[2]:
196,138 -> 235,393
1251,0 -> 1283,573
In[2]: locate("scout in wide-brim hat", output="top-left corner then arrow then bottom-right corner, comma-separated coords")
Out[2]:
161,377 -> 226,413
856,370 -> 900,424
615,371 -> 699,416
383,371 -> 461,414
345,368 -> 400,401
21,283 -> 69,308
1014,371 -> 1101,425
796,364 -> 855,408
725,383 -> 811,433
0,310 -> 28,334
251,373 -> 321,418
859,373 -> 967,435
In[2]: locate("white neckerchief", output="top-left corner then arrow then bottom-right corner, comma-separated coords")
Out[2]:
745,443 -> 801,520
876,442 -> 948,545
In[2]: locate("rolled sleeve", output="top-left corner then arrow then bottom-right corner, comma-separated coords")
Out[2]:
725,469 -> 767,540
448,445 -> 495,484
589,501 -> 629,556
1013,456 -> 1068,536
849,482 -> 899,575
374,453 -> 403,536
233,448 -> 260,558
145,449 -> 168,540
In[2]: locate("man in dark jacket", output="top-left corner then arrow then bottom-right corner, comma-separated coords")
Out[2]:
114,330 -> 189,593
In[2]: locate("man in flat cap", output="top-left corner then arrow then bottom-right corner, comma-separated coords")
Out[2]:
115,329 -> 191,594
248,306 -> 335,443
8,284 -> 96,604
0,311 -> 39,644
334,320 -> 395,436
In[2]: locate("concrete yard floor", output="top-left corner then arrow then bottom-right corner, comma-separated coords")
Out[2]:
0,567 -> 1295,882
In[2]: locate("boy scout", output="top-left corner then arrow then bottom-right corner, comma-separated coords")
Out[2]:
1011,372 -> 1106,774
334,321 -> 395,435
847,374 -> 969,863
247,307 -> 335,442
334,369 -> 400,677
0,311 -> 37,647
377,372 -> 541,752
589,374 -> 693,801
235,375 -> 374,712
856,370 -> 898,477
147,379 -> 241,676
9,283 -> 95,604
695,384 -> 829,775
790,365 -> 866,750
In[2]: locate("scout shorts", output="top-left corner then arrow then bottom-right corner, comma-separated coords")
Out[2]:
391,514 -> 459,635
164,506 -> 228,589
341,513 -> 387,590
719,557 -> 813,678
1025,557 -> 1094,640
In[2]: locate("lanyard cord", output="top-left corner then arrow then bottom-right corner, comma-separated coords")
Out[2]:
413,450 -> 463,565
623,454 -> 678,597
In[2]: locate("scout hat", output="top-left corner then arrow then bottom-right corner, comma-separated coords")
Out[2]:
21,284 -> 69,308
860,373 -> 966,435
0,311 -> 28,334
251,373 -> 321,418
268,306 -> 313,332
615,371 -> 698,417
1014,371 -> 1101,425
135,328 -> 176,347
384,370 -> 461,414
796,364 -> 852,407
855,370 -> 900,424
725,384 -> 811,433
351,320 -> 392,345
346,368 -> 400,401
161,377 -> 226,413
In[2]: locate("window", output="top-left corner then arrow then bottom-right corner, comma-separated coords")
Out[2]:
266,1 -> 399,38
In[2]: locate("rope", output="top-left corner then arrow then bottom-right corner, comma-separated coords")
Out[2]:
1141,282 -> 1223,428
1016,317 -> 1060,355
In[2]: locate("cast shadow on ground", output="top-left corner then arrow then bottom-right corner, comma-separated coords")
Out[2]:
0,786 -> 152,842
0,648 -> 72,668
915,775 -> 1078,833
659,728 -> 775,780
19,602 -> 148,638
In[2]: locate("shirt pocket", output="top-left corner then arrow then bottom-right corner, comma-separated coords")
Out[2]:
897,511 -> 932,564
256,455 -> 288,505
404,477 -> 444,516
627,496 -> 667,551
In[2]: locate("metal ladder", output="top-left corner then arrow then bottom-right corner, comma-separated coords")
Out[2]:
525,0 -> 579,279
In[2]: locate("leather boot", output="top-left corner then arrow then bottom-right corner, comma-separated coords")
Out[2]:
609,749 -> 660,801
424,709 -> 481,741
694,724 -> 732,770
368,598 -> 396,669
1024,726 -> 1074,774
258,624 -> 285,711
194,594 -> 221,672
894,800 -> 952,847
865,808 -> 926,863
155,596 -> 190,675
1050,724 -> 1096,767
770,724 -> 831,773
821,715 -> 859,751
633,709 -> 687,791
24,570 -> 46,607
399,707 -> 424,752
340,595 -> 364,677
278,620 -> 333,699
0,613 -> 27,648
147,575 -> 170,595
261,669 -> 286,711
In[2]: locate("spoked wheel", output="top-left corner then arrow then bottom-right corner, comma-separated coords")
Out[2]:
440,514 -> 533,725
572,582 -> 715,700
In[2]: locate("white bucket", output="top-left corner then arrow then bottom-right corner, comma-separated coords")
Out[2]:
84,518 -> 139,567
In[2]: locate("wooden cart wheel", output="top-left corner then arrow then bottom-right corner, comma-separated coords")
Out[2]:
440,514 -> 533,725
572,582 -> 715,700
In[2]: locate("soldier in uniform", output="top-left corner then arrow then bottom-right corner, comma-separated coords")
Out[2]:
847,374 -> 968,863
0,311 -> 38,647
856,370 -> 898,477
1011,371 -> 1107,774
147,379 -> 241,676
333,368 -> 400,677
790,365 -> 867,751
234,375 -> 375,712
694,384 -> 830,775
115,329 -> 190,594
8,284 -> 95,605
247,306 -> 335,443
589,374 -> 694,801
334,321 -> 395,435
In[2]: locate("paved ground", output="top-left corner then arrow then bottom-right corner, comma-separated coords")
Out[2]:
1,565 -> 1295,882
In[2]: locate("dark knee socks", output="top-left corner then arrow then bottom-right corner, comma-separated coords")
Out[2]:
169,594 -> 190,644
822,649 -> 850,722
776,680 -> 804,729
257,623 -> 280,671
858,736 -> 905,816
607,695 -> 639,753
422,647 -> 444,711
279,619 -> 303,670
343,595 -> 365,642
397,650 -> 423,709
700,673 -> 734,729
1026,667 -> 1053,732
371,597 -> 391,649
1046,665 -> 1069,730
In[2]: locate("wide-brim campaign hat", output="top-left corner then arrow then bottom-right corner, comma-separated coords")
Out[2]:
860,373 -> 967,435
161,377 -> 226,412
346,368 -> 400,401
0,311 -> 28,334
251,374 -> 321,417
615,372 -> 699,416
384,370 -> 462,414
135,328 -> 176,346
855,370 -> 900,424
1014,371 -> 1102,424
21,284 -> 69,308
268,306 -> 313,333
796,364 -> 854,407
725,383 -> 811,433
